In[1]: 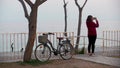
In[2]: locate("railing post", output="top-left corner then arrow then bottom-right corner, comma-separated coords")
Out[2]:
105,31 -> 107,56
2,33 -> 4,60
117,31 -> 118,47
83,36 -> 86,54
71,32 -> 74,47
103,31 -> 104,56
119,31 -> 120,56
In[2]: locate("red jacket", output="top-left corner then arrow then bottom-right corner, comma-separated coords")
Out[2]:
86,20 -> 99,36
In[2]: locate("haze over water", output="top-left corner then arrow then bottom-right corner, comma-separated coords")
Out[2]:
0,0 -> 120,37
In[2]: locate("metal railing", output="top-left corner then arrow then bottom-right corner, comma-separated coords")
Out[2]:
0,32 -> 74,62
73,30 -> 120,57
73,36 -> 120,57
102,31 -> 120,57
0,31 -> 120,62
0,33 -> 28,62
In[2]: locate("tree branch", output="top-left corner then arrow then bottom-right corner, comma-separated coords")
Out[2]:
25,0 -> 33,7
35,0 -> 47,6
63,0 -> 68,7
74,0 -> 80,9
81,0 -> 88,9
19,0 -> 30,19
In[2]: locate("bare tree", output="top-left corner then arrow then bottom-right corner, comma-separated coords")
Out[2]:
18,0 -> 47,62
63,0 -> 75,54
63,0 -> 68,36
74,0 -> 88,52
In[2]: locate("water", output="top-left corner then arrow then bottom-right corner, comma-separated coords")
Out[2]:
0,21 -> 120,52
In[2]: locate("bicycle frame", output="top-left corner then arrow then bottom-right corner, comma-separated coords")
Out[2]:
35,33 -> 73,62
47,39 -> 57,52
47,37 -> 65,55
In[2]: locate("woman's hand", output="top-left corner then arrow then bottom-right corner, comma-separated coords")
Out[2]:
93,17 -> 97,20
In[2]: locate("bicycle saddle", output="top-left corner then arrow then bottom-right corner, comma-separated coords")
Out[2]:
57,37 -> 64,40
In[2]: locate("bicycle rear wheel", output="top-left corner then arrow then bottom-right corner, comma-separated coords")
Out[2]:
59,43 -> 72,60
35,44 -> 51,62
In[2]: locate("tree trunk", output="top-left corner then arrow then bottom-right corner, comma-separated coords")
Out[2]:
63,0 -> 68,37
75,9 -> 82,52
24,7 -> 38,62
64,7 -> 67,36
19,0 -> 47,62
74,0 -> 88,52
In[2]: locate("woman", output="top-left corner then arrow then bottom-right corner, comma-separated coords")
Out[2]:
86,15 -> 99,56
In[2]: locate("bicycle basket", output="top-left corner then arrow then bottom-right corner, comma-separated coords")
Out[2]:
38,35 -> 48,43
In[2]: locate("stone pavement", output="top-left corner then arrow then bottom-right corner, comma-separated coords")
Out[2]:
73,54 -> 120,67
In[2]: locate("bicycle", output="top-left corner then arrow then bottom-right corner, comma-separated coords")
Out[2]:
34,32 -> 73,62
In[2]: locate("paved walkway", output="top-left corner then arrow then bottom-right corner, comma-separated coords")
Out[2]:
73,54 -> 120,67
0,54 -> 120,67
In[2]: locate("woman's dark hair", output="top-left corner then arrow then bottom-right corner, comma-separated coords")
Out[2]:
86,15 -> 93,22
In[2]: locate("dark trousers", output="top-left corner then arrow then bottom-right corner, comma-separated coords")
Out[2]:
88,36 -> 97,53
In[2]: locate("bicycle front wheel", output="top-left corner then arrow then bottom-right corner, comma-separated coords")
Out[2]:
35,44 -> 51,62
59,43 -> 72,60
